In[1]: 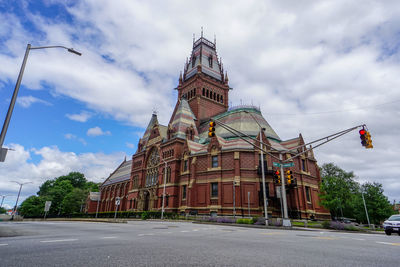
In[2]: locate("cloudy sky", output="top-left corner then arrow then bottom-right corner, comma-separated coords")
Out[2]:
1,0 -> 399,209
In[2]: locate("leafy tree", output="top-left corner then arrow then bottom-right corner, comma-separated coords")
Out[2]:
61,188 -> 88,215
0,207 -> 6,214
19,196 -> 47,217
353,182 -> 394,224
320,163 -> 358,219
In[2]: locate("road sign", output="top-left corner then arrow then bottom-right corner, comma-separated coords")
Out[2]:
115,197 -> 121,206
44,201 -> 52,212
282,162 -> 294,168
273,162 -> 281,167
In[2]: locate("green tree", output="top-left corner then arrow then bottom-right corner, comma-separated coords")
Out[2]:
61,188 -> 88,215
320,163 -> 359,219
0,207 -> 6,214
353,182 -> 394,225
19,196 -> 47,217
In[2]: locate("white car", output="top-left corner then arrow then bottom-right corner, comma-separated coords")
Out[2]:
383,215 -> 400,235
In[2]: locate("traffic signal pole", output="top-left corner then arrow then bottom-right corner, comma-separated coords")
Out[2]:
211,117 -> 370,226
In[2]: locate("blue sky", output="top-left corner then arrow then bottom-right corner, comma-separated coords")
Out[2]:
1,0 -> 400,210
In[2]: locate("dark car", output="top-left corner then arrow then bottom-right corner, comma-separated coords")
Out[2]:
383,215 -> 400,235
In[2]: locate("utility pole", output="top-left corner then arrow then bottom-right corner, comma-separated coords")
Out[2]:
161,160 -> 168,220
11,181 -> 32,220
361,190 -> 371,228
259,128 -> 268,225
0,195 -> 10,208
95,191 -> 101,219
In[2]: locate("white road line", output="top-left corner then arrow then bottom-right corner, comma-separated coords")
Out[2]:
138,233 -> 154,236
0,244 -> 8,246
102,237 -> 117,239
40,239 -> 78,243
160,232 -> 172,234
376,241 -> 400,246
351,238 -> 365,241
180,230 -> 189,233
192,229 -> 199,231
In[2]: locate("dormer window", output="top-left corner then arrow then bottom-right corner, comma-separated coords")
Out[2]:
208,55 -> 213,68
192,56 -> 196,68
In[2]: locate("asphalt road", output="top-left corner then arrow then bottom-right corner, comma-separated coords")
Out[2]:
0,220 -> 399,266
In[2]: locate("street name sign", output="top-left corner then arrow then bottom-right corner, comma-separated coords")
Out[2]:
273,162 -> 281,167
282,162 -> 295,168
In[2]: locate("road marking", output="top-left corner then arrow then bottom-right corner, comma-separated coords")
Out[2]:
40,239 -> 78,243
102,237 -> 117,239
138,233 -> 154,236
180,230 -> 190,233
160,232 -> 172,234
0,244 -> 8,246
351,238 -> 365,241
192,229 -> 199,231
312,236 -> 338,240
261,232 -> 286,235
376,241 -> 400,246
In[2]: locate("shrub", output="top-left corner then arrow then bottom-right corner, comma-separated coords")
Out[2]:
236,218 -> 253,224
321,221 -> 331,229
141,211 -> 150,220
217,217 -> 236,223
344,224 -> 360,231
330,221 -> 345,230
253,217 -> 266,225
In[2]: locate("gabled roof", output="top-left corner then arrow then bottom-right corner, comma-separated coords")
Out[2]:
169,98 -> 199,141
102,159 -> 132,187
183,36 -> 224,82
139,113 -> 167,150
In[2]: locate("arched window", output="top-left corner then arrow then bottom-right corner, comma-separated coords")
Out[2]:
206,90 -> 209,98
208,55 -> 213,68
193,88 -> 196,96
213,92 -> 216,100
202,88 -> 205,96
217,94 -> 220,102
220,95 -> 223,103
146,147 -> 160,187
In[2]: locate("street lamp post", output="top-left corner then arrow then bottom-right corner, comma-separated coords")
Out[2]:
161,160 -> 168,220
1,195 -> 10,208
0,44 -> 81,162
95,191 -> 101,219
11,181 -> 32,220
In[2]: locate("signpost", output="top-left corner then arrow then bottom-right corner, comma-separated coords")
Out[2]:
114,197 -> 120,220
44,201 -> 51,220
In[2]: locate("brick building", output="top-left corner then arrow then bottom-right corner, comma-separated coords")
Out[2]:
98,36 -> 330,219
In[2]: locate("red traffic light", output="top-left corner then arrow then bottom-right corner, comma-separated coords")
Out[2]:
359,129 -> 366,135
274,170 -> 280,176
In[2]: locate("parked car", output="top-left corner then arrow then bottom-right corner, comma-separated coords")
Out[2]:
383,215 -> 400,235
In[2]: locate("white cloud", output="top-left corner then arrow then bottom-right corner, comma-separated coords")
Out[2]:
0,143 -> 125,205
0,1 -> 400,202
86,126 -> 111,137
66,111 -> 93,122
126,142 -> 135,149
17,95 -> 52,108
64,133 -> 87,145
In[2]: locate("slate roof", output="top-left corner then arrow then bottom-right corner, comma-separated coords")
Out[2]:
184,36 -> 223,81
169,98 -> 199,141
102,159 -> 132,187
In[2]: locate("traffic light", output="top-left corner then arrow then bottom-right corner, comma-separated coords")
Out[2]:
286,170 -> 293,185
208,121 -> 216,137
365,131 -> 373,149
359,128 -> 367,147
273,170 -> 281,184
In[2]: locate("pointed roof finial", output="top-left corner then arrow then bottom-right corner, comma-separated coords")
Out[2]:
124,155 -> 127,162
225,71 -> 229,82
214,34 -> 216,45
193,33 -> 195,44
201,26 -> 203,37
